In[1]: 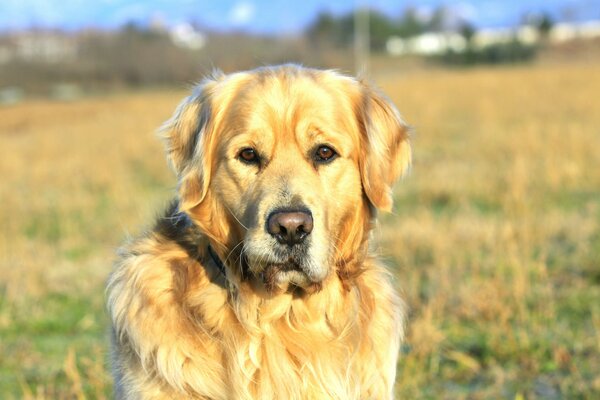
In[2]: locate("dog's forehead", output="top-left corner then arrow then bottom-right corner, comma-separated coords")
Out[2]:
220,69 -> 360,145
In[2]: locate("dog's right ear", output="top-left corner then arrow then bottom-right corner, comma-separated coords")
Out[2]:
160,78 -> 219,212
356,82 -> 412,212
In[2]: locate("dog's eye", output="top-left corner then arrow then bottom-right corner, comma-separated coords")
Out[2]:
238,148 -> 259,164
315,145 -> 337,163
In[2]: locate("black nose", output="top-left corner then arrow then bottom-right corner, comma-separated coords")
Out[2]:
267,210 -> 313,246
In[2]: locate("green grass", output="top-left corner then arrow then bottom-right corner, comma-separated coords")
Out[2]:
1,291 -> 110,398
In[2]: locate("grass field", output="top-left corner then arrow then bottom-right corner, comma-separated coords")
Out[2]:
1,61 -> 599,399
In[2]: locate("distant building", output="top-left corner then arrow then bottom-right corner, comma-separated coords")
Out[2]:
387,32 -> 466,56
0,31 -> 78,64
550,20 -> 600,43
169,23 -> 206,50
387,20 -> 600,56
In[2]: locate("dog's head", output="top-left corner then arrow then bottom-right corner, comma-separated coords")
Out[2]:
162,66 -> 410,294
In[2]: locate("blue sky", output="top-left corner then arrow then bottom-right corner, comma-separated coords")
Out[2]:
0,0 -> 598,33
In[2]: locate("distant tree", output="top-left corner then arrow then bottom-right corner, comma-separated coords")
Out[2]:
367,10 -> 399,50
121,20 -> 140,33
306,9 -> 399,52
427,6 -> 448,32
306,12 -> 337,48
459,22 -> 476,43
396,7 -> 426,38
337,14 -> 355,47
536,13 -> 554,38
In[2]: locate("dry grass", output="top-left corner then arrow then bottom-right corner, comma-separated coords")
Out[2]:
1,62 -> 599,398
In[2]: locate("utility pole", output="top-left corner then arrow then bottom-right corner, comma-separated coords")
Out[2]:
354,1 -> 370,76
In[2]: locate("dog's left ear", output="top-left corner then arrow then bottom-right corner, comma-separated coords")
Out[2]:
358,82 -> 412,212
160,79 -> 219,212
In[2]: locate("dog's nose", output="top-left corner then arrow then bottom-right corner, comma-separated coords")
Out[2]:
267,211 -> 313,246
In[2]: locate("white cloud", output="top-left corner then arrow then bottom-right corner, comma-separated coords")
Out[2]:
229,1 -> 254,26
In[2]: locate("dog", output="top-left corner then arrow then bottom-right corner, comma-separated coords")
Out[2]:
107,65 -> 411,399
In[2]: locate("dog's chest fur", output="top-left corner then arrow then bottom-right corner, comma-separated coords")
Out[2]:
108,220 -> 402,399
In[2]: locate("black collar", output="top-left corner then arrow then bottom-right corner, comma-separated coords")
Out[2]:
207,245 -> 226,277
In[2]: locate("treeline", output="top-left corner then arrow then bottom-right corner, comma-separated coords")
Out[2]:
0,27 -> 315,94
307,8 -> 554,65
0,8 -> 555,94
307,8 -> 450,51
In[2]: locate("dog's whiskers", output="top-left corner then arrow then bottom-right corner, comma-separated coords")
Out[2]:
223,204 -> 250,231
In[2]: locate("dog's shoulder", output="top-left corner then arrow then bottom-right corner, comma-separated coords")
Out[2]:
113,200 -> 204,263
152,200 -> 205,261
107,199 -> 218,325
107,201 -> 230,398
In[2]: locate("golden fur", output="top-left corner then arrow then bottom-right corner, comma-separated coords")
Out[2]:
107,65 -> 411,399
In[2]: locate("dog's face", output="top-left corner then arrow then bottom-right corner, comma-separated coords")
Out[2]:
162,66 -> 410,294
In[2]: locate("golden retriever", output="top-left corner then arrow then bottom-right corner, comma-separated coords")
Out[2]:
107,64 -> 411,399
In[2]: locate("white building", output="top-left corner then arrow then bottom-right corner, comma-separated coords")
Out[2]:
169,23 -> 206,50
387,32 -> 466,56
387,20 -> 600,56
